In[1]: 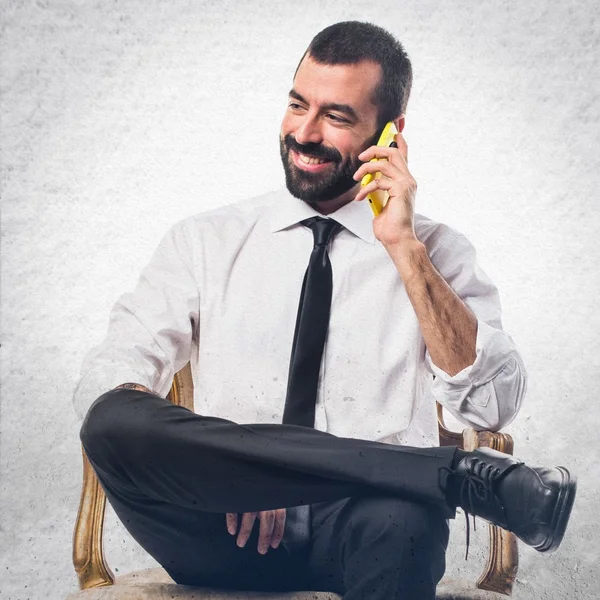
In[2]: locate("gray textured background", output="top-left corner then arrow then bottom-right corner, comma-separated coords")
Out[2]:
1,1 -> 599,598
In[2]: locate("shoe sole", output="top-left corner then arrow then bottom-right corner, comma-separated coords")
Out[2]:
535,466 -> 577,553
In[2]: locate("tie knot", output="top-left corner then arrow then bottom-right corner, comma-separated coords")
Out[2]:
301,217 -> 343,247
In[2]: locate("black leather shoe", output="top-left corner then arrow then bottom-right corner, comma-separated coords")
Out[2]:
452,447 -> 577,553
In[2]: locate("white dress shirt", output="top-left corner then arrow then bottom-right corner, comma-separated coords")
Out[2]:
74,187 -> 526,447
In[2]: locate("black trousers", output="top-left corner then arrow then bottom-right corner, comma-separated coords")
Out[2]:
80,388 -> 456,600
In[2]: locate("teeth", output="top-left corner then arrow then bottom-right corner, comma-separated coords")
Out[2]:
298,153 -> 327,165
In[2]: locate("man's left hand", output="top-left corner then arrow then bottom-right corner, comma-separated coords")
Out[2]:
353,132 -> 418,247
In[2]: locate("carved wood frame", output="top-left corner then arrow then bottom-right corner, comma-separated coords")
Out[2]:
438,406 -> 518,595
72,364 -> 517,595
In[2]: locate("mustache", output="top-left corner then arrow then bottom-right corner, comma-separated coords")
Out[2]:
283,134 -> 342,162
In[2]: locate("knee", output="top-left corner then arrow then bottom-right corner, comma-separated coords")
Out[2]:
345,497 -> 449,589
345,496 -> 449,553
79,388 -> 155,458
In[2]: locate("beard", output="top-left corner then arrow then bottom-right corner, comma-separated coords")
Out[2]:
279,133 -> 371,204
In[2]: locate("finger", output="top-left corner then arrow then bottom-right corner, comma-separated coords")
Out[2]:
257,510 -> 276,554
359,149 -> 409,174
357,145 -> 404,168
358,140 -> 407,170
270,508 -> 286,549
358,145 -> 394,161
354,177 -> 394,202
236,512 -> 257,548
226,513 -> 238,536
353,158 -> 402,183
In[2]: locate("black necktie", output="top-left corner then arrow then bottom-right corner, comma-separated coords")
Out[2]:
283,216 -> 344,427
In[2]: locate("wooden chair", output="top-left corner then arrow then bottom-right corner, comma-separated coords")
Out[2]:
68,363 -> 518,599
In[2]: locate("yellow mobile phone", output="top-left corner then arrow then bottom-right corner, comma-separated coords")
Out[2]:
360,121 -> 398,216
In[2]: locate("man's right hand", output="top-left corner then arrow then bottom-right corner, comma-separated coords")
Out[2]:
226,509 -> 286,554
114,383 -> 155,394
114,384 -> 287,554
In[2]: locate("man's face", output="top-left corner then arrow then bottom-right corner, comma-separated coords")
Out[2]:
280,55 -> 382,206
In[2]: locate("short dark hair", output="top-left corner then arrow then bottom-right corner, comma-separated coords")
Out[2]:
296,21 -> 413,131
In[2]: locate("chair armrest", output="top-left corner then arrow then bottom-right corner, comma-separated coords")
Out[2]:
166,362 -> 194,410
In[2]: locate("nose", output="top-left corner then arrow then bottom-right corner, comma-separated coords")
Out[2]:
294,114 -> 323,146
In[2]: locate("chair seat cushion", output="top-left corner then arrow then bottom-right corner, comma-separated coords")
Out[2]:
66,567 -> 509,599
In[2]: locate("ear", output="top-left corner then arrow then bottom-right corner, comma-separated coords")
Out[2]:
394,115 -> 406,133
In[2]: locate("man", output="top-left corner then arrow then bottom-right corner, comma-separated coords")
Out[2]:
75,21 -> 575,600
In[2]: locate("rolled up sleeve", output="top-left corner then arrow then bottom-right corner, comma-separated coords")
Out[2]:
72,220 -> 200,422
424,227 -> 527,431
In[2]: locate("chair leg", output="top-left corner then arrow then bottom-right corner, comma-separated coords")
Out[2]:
72,367 -> 192,591
72,447 -> 115,590
463,429 -> 519,596
478,524 -> 519,595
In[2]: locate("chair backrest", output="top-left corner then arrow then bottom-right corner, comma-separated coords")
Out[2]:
73,363 -> 518,595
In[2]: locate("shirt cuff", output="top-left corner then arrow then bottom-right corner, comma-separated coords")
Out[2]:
426,319 -> 517,387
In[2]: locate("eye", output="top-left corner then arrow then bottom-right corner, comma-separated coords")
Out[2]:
288,102 -> 305,111
326,113 -> 349,124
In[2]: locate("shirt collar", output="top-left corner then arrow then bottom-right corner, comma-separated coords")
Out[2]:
267,187 -> 376,245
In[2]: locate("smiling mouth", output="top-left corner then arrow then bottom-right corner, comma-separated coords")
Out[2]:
290,149 -> 334,169
296,152 -> 330,165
